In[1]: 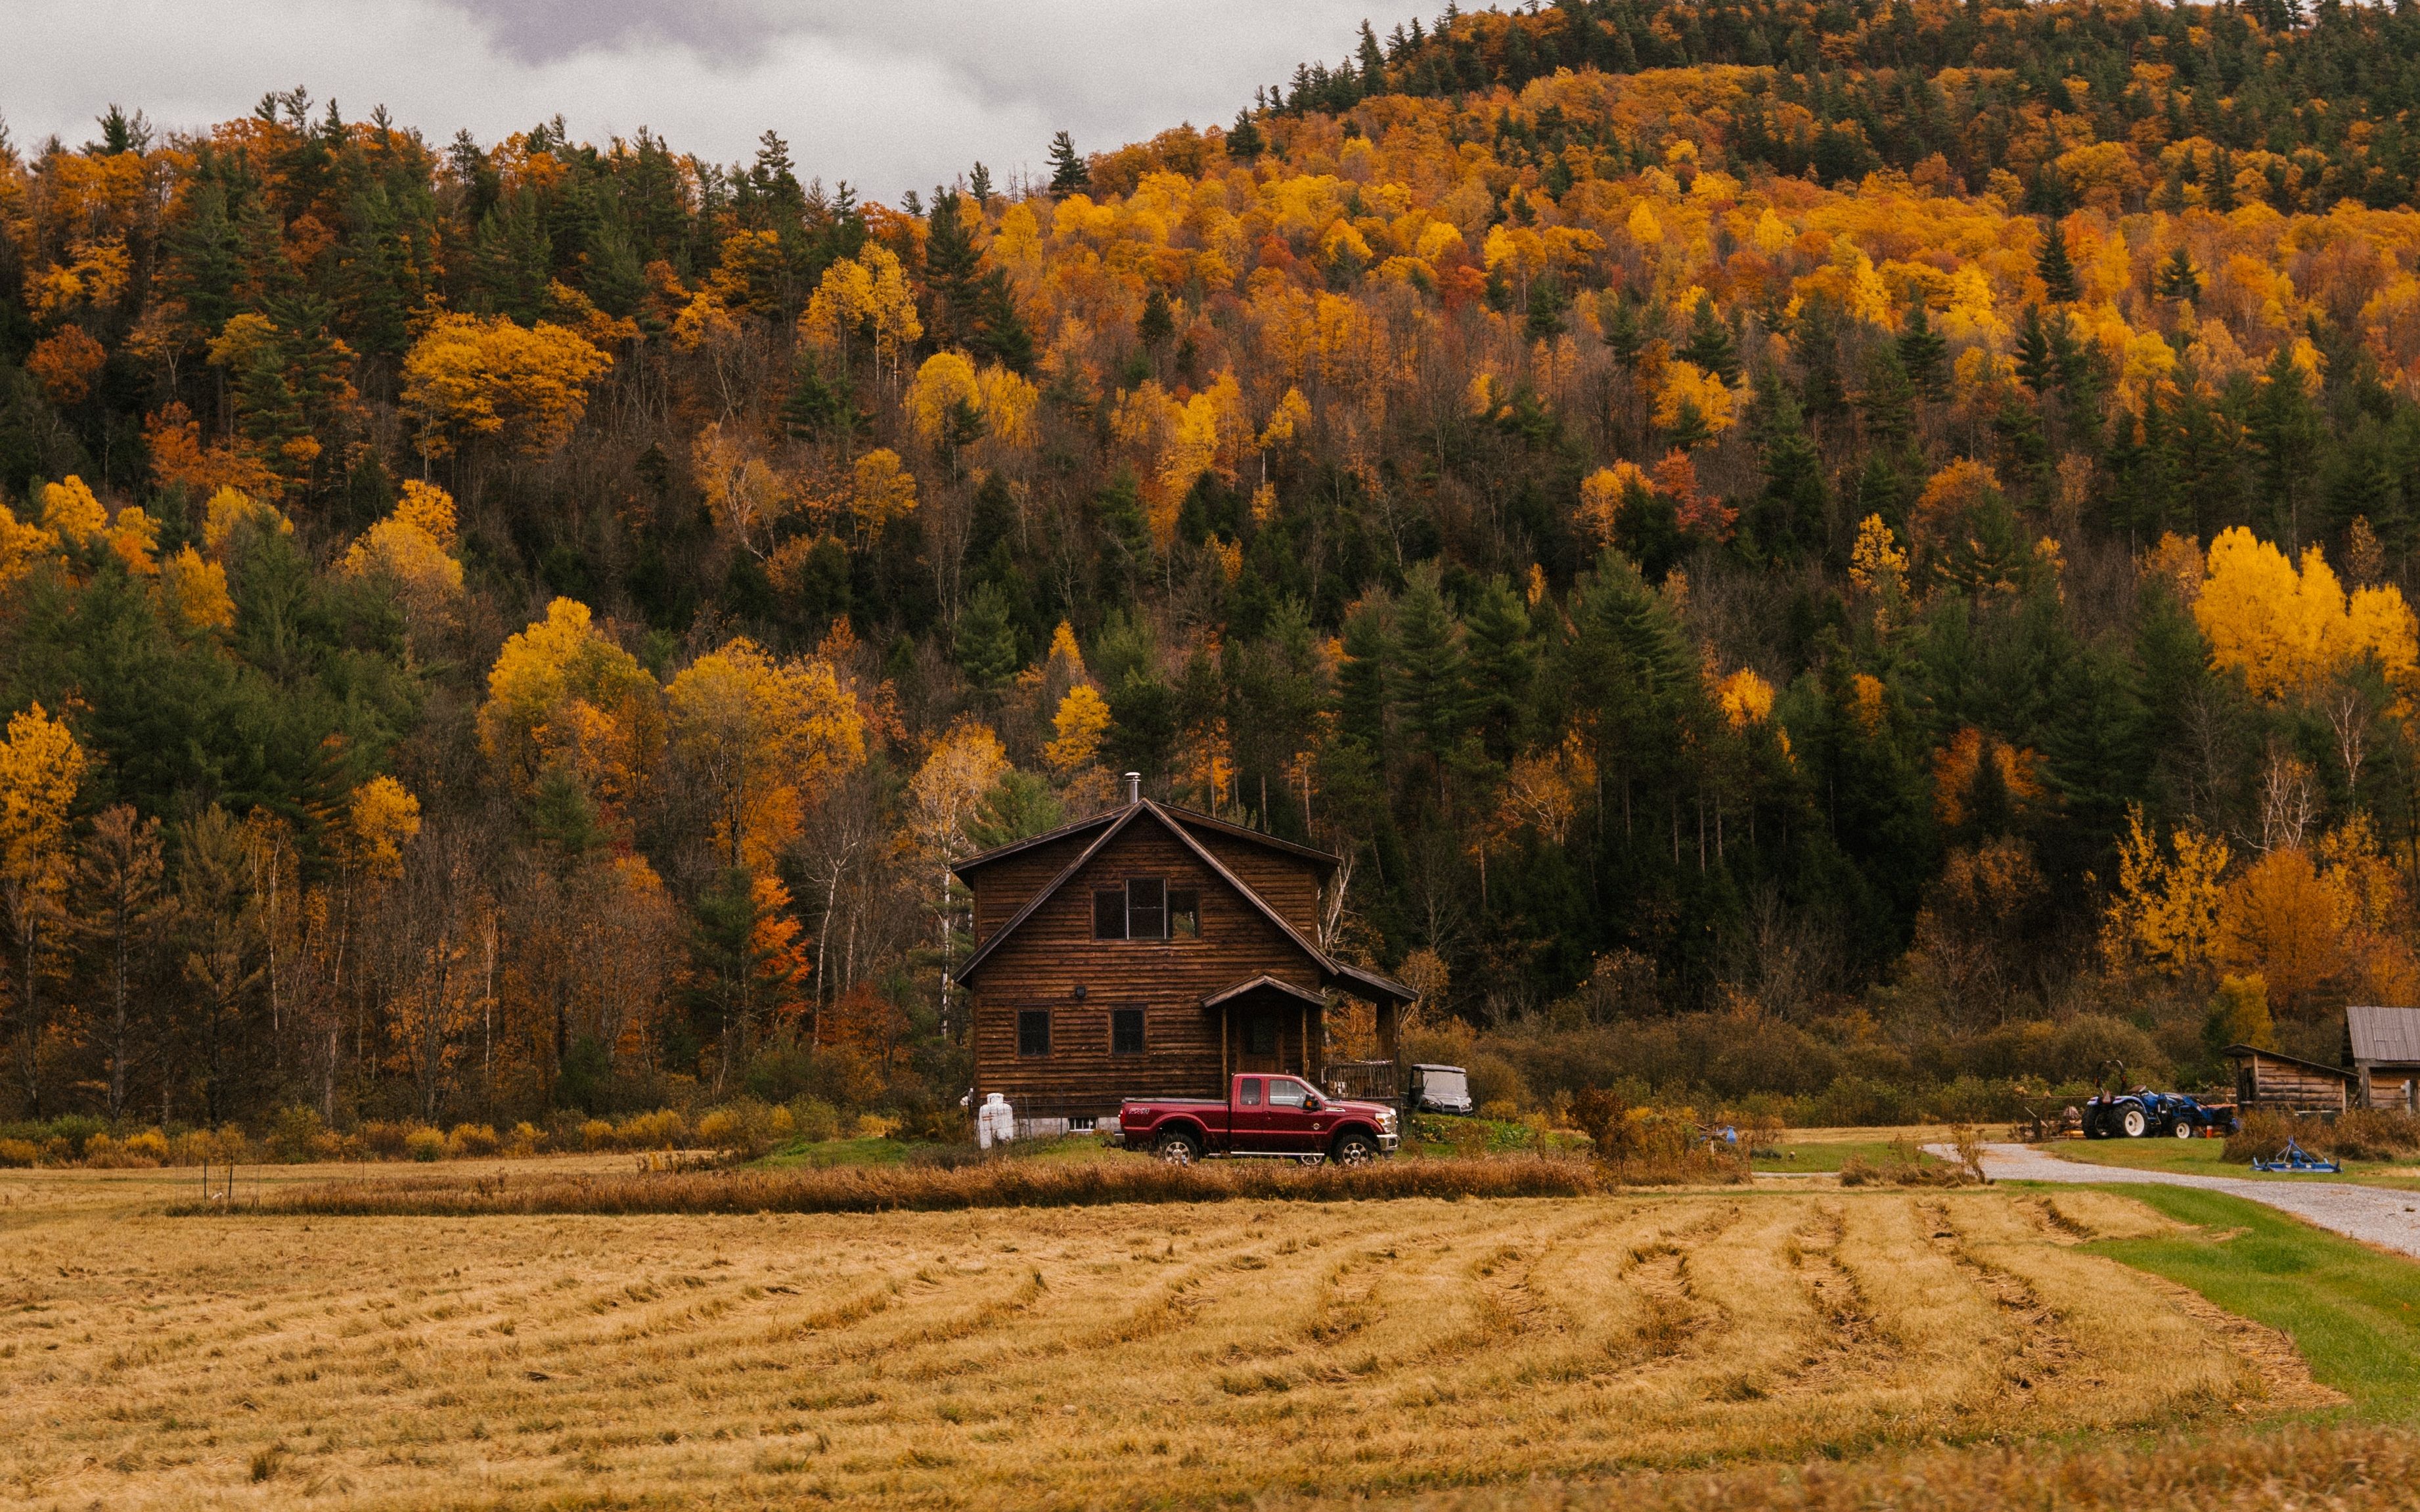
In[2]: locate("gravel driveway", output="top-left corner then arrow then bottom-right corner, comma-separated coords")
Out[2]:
1966,1142 -> 2420,1260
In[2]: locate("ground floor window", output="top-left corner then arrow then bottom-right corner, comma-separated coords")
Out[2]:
1111,1008 -> 1145,1054
1018,1010 -> 1051,1056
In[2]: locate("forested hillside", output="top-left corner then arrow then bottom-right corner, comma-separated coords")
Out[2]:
6,0 -> 2420,1136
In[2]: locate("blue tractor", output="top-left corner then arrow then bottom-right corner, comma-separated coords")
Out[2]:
2082,1061 -> 2239,1140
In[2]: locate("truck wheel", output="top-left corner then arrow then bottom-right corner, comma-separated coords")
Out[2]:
2172,1117 -> 2199,1139
2118,1105 -> 2149,1138
1332,1132 -> 1379,1167
1296,1153 -> 1327,1169
1155,1132 -> 1201,1166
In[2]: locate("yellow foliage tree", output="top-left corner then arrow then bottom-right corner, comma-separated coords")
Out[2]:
158,545 -> 235,633
665,638 -> 867,872
399,313 -> 612,458
2101,805 -> 2231,978
0,702 -> 86,1111
1714,668 -> 1774,728
1575,461 -> 1650,552
340,481 -> 465,619
1653,360 -> 1736,434
1044,684 -> 1112,774
2195,526 -> 2419,700
38,476 -> 106,546
347,776 -> 424,881
692,422 -> 791,553
849,449 -> 918,540
480,598 -> 665,832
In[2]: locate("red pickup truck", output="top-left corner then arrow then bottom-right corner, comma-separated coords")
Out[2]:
1110,1074 -> 1400,1165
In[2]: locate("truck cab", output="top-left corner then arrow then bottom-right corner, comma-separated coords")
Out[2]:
1112,1075 -> 1400,1165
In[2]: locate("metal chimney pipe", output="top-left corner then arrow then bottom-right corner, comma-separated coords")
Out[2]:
1124,772 -> 1142,805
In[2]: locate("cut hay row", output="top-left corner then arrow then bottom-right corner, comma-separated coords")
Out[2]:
187,1153 -> 1636,1216
1,1176 -> 2308,1510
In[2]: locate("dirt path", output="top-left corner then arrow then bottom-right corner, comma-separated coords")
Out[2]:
1972,1142 -> 2420,1259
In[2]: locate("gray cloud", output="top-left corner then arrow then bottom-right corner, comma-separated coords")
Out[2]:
5,1 -> 1386,197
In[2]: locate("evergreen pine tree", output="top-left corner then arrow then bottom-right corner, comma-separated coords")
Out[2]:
1858,347 -> 1917,458
1462,575 -> 1535,761
1138,285 -> 1175,349
2155,245 -> 2202,303
1896,301 -> 1950,401
1390,563 -> 1471,771
1226,110 -> 1265,161
1678,294 -> 1741,385
2014,306 -> 2056,393
1046,131 -> 1088,193
1752,373 -> 1829,557
2036,221 -> 2078,303
953,583 -> 1024,690
968,268 -> 1035,372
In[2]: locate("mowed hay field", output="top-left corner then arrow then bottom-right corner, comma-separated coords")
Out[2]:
0,1167 -> 2334,1509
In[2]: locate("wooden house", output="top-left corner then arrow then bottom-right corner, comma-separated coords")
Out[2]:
952,775 -> 1414,1123
2346,1006 -> 2420,1111
2222,1042 -> 2354,1113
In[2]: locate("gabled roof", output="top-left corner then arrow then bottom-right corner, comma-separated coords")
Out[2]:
946,809 -> 1121,876
1202,974 -> 1328,1010
2223,1043 -> 2355,1081
952,798 -> 1412,1006
2347,1005 -> 2420,1065
948,799 -> 1340,878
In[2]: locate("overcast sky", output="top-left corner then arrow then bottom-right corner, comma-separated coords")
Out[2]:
4,0 -> 1395,200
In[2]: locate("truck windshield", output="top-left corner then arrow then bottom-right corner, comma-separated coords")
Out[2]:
1268,1078 -> 1308,1108
1422,1070 -> 1468,1101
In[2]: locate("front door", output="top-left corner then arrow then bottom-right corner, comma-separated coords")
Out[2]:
1238,1008 -> 1282,1073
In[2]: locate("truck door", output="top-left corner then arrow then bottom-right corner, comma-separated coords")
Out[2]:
1262,1076 -> 1322,1151
1231,1076 -> 1270,1151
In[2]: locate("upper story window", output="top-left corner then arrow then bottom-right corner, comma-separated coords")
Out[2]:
1092,878 -> 1201,941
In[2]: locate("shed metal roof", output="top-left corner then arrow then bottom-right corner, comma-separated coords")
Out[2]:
2347,1005 -> 2420,1065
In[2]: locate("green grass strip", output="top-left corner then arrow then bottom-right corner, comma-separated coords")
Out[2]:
2082,1184 -> 2420,1420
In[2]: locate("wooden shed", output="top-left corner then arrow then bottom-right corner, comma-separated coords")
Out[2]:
952,776 -> 1414,1123
2222,1042 -> 2354,1113
2345,1006 -> 2420,1111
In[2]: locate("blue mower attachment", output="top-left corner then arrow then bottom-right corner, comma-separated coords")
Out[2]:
2249,1137 -> 2341,1174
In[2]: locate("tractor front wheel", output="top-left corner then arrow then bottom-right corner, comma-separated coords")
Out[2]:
2172,1116 -> 2199,1139
2118,1104 -> 2149,1138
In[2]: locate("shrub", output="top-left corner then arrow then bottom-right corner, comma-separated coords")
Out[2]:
790,1098 -> 841,1143
697,1102 -> 781,1159
81,1134 -> 166,1168
2226,1107 -> 2420,1163
505,1122 -> 545,1157
358,1121 -> 414,1160
579,1119 -> 616,1151
122,1128 -> 171,1163
445,1124 -> 501,1159
0,1138 -> 37,1167
267,1106 -> 328,1163
2331,1109 -> 2420,1161
405,1128 -> 447,1162
616,1110 -> 688,1150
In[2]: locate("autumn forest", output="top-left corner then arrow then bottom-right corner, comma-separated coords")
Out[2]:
6,0 -> 2420,1141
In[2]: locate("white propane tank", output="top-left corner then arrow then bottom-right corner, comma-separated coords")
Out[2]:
977,1092 -> 1014,1149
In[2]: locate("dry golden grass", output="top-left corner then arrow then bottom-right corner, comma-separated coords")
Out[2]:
212,1151 -> 1615,1216
0,1163 -> 2323,1509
